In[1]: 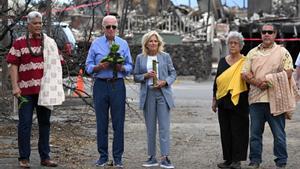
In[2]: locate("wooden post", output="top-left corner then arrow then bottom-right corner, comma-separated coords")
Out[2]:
168,15 -> 171,32
179,16 -> 182,33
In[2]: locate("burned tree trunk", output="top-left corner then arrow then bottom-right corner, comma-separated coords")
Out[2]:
0,0 -> 9,96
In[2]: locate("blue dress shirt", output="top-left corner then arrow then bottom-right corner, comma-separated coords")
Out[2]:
85,35 -> 133,78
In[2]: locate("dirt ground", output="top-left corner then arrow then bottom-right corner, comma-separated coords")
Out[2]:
1,79 -> 300,169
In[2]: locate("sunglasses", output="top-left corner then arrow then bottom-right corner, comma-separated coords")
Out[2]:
261,30 -> 274,35
105,25 -> 117,30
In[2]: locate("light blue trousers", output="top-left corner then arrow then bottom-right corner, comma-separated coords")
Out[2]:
143,88 -> 170,157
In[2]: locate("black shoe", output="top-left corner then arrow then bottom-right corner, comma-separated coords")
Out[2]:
217,161 -> 232,168
247,162 -> 260,169
276,164 -> 286,169
230,161 -> 241,169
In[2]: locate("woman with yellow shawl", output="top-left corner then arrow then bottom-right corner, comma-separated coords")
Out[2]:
212,31 -> 249,169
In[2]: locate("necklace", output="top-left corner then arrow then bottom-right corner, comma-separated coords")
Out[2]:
26,32 -> 44,57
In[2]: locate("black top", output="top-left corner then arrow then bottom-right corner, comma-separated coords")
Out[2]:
213,57 -> 249,110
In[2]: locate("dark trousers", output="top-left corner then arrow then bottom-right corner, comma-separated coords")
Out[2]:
93,78 -> 126,163
18,94 -> 51,161
218,106 -> 249,161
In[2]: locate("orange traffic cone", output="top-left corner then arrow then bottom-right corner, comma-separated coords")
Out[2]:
73,69 -> 85,97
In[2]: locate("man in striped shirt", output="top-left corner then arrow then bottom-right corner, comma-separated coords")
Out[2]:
6,11 -> 63,168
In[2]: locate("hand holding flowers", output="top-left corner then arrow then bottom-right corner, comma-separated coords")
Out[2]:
100,44 -> 125,79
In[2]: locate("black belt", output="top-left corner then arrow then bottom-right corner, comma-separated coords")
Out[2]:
98,78 -> 122,82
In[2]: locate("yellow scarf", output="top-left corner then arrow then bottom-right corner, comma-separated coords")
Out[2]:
216,56 -> 248,105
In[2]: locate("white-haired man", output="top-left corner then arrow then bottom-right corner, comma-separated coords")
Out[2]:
85,15 -> 133,168
6,11 -> 65,168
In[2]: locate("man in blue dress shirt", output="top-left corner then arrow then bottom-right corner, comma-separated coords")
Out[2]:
85,15 -> 133,168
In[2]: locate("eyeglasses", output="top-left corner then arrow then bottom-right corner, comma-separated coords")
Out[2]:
261,30 -> 274,35
228,41 -> 239,45
105,25 -> 117,30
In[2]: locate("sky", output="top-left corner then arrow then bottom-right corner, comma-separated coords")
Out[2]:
46,0 -> 247,8
171,0 -> 247,8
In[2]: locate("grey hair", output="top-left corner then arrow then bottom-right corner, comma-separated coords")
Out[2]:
141,30 -> 165,56
102,15 -> 118,27
27,11 -> 42,23
226,31 -> 244,49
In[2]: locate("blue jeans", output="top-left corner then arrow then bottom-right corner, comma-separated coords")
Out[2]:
93,78 -> 126,163
249,103 -> 287,166
18,95 -> 51,161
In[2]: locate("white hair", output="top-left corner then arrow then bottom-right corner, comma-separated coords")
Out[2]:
27,11 -> 42,23
102,15 -> 118,27
226,31 -> 245,49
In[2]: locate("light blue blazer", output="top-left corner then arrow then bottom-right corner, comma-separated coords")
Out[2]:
133,52 -> 177,110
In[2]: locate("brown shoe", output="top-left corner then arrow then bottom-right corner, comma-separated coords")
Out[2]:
40,159 -> 58,167
19,159 -> 30,168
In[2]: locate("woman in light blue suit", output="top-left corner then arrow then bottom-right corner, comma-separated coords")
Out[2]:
134,31 -> 177,169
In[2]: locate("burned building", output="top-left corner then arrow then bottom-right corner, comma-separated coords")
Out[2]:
239,18 -> 300,62
239,0 -> 300,62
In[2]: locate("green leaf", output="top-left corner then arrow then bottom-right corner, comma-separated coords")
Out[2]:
18,96 -> 29,109
110,44 -> 119,53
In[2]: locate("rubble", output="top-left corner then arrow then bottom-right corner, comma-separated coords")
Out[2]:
4,0 -> 300,80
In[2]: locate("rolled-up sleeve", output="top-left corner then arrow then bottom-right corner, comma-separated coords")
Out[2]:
85,43 -> 96,75
122,41 -> 133,75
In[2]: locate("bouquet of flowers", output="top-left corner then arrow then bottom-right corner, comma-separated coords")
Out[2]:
101,43 -> 125,79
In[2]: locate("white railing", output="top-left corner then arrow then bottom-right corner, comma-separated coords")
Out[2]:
124,14 -> 212,40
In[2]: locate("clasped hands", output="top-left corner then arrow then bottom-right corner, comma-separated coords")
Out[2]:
95,62 -> 124,72
244,72 -> 270,90
244,69 -> 293,90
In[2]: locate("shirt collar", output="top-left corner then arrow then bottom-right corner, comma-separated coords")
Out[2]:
258,42 -> 276,50
104,35 -> 116,43
28,32 -> 42,39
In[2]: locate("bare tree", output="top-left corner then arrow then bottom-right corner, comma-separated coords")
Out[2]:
0,0 -> 99,114
0,0 -> 134,115
0,0 -> 9,97
0,0 -> 34,115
